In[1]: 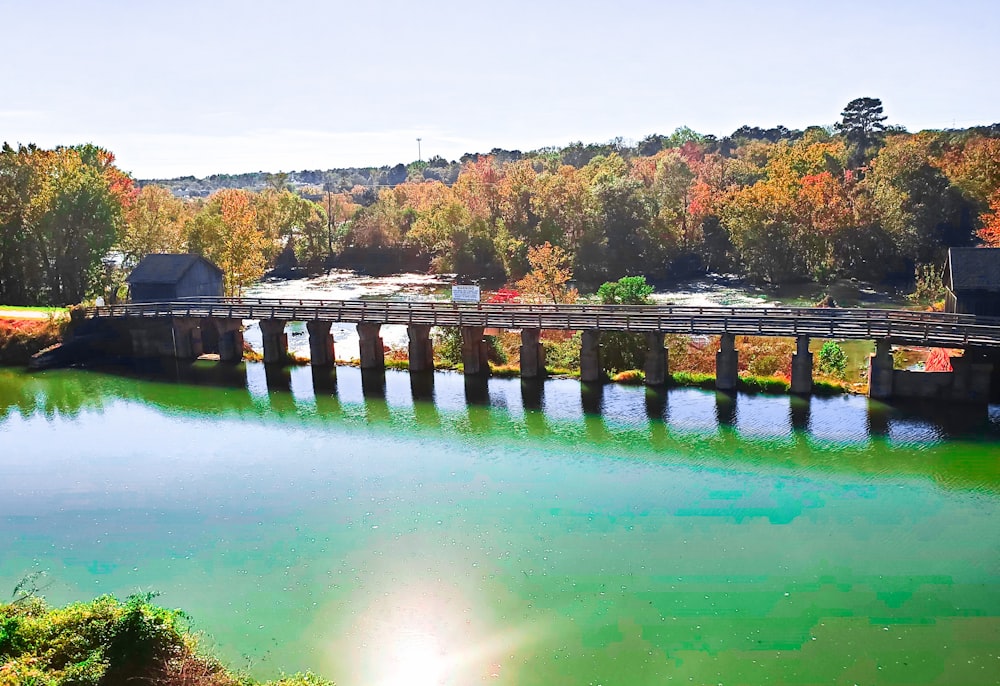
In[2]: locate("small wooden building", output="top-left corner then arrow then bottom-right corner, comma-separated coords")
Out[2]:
127,254 -> 224,302
944,247 -> 1000,316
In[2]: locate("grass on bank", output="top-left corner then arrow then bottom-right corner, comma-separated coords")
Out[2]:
0,305 -> 69,314
0,594 -> 331,686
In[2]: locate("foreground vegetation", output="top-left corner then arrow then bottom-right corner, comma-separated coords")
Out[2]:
0,317 -> 66,365
0,594 -> 331,686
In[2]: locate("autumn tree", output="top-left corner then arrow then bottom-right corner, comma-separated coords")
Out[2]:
531,165 -> 593,252
515,241 -> 578,304
977,189 -> 1000,247
0,143 -> 133,305
188,189 -> 267,296
120,184 -> 190,268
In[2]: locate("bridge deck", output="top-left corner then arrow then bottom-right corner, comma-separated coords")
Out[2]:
83,298 -> 1000,350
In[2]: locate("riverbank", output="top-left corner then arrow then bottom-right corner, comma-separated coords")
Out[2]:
0,315 -> 66,365
0,594 -> 330,685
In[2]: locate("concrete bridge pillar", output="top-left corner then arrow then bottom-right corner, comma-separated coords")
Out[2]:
172,317 -> 204,360
128,321 -> 171,358
868,339 -> 894,399
260,319 -> 288,365
213,318 -> 244,363
357,322 -> 385,370
716,333 -> 739,391
580,330 -> 602,383
461,326 -> 490,376
407,324 -> 434,372
520,328 -> 545,379
644,332 -> 668,386
790,335 -> 813,395
306,320 -> 335,367
950,353 -> 995,404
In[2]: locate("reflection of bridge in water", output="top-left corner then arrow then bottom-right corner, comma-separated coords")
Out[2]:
78,298 -> 1000,402
8,361 -> 996,490
4,359 -> 998,489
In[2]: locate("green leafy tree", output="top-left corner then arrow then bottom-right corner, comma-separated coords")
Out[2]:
596,275 -> 654,304
818,341 -> 848,379
0,143 -> 132,305
864,133 -> 970,271
597,276 -> 653,374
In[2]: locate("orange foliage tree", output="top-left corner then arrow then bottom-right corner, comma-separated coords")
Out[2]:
515,242 -> 578,304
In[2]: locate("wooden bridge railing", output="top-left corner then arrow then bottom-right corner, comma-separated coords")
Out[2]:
81,298 -> 1000,350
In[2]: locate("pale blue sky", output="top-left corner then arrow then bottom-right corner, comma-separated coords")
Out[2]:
2,0 -> 997,178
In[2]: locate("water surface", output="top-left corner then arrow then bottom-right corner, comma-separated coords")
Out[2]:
1,364 -> 998,685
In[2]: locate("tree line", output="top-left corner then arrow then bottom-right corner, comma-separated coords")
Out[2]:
2,98 -> 999,306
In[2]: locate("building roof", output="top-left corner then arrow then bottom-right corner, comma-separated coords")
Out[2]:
946,247 -> 1000,292
125,254 -> 223,285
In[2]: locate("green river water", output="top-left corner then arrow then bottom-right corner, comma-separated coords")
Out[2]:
1,363 -> 998,685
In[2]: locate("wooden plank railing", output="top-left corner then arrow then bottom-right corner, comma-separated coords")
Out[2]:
80,298 -> 1000,350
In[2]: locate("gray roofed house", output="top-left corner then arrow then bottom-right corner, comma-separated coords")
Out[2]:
944,247 -> 1000,317
126,254 -> 224,302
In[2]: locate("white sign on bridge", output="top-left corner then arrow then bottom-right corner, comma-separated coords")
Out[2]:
452,284 -> 481,303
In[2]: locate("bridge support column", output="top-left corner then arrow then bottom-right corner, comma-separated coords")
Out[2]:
213,318 -> 244,363
461,326 -> 490,376
716,333 -> 738,391
307,321 -> 335,367
357,322 -> 385,370
790,335 -> 813,395
172,317 -> 203,360
644,332 -> 668,386
868,339 -> 894,399
580,330 -> 602,383
949,352 -> 995,404
260,319 -> 288,365
128,321 -> 173,358
407,324 -> 434,372
520,328 -> 545,379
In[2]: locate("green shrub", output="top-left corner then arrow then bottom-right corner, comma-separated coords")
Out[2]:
542,332 -> 581,371
599,331 -> 647,375
596,276 -> 654,305
908,263 -> 945,304
813,379 -> 848,395
670,371 -> 716,389
431,328 -> 505,367
0,594 -> 336,686
818,341 -> 848,379
747,353 -> 782,377
432,327 -> 462,366
489,364 -> 520,378
738,375 -> 790,394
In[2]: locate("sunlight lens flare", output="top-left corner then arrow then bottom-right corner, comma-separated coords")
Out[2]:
340,580 -> 535,686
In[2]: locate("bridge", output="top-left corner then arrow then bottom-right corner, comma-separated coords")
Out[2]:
74,297 -> 1000,402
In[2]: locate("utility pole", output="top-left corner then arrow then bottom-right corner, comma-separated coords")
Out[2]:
324,181 -> 334,255
417,138 -> 422,163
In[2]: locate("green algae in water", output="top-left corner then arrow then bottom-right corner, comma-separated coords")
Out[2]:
1,365 -> 999,685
